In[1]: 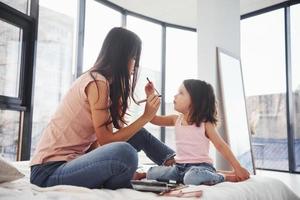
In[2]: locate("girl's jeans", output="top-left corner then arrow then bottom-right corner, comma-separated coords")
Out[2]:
147,162 -> 225,185
30,128 -> 175,189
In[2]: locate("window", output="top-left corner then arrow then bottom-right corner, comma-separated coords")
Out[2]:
165,27 -> 197,150
0,20 -> 22,98
83,0 -> 122,72
31,0 -> 77,156
1,1 -> 35,160
0,18 -> 22,160
241,9 -> 288,170
291,4 -> 300,172
126,15 -> 162,140
0,110 -> 20,160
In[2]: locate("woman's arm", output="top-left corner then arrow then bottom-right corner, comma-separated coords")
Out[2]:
150,115 -> 177,126
86,80 -> 160,146
205,122 -> 250,181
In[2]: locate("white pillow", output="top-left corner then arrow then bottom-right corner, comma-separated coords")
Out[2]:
0,155 -> 25,183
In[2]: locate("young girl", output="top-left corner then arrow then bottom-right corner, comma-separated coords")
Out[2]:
145,79 -> 250,185
30,27 -> 175,189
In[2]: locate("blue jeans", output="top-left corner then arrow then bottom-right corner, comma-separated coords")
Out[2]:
147,162 -> 224,185
30,128 -> 175,189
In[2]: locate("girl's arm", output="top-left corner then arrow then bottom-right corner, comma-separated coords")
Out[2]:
205,122 -> 250,181
150,115 -> 177,126
86,80 -> 160,146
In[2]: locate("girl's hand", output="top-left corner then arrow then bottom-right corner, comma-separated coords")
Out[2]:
142,94 -> 160,121
145,81 -> 155,97
234,166 -> 250,181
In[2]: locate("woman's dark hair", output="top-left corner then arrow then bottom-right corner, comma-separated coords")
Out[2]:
183,79 -> 218,126
89,27 -> 142,129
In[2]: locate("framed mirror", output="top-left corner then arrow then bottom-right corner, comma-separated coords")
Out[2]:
217,47 -> 256,174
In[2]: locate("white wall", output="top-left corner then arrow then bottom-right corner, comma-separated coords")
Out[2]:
108,0 -> 197,28
197,0 -> 241,170
197,0 -> 240,86
107,0 -> 287,28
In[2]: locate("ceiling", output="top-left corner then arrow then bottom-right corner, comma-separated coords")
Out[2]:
108,0 -> 288,28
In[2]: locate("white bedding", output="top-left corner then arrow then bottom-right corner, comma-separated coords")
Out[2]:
0,161 -> 299,200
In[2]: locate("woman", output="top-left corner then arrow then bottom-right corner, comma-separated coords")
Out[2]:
30,27 -> 175,189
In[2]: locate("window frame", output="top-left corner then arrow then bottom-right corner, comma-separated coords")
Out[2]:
0,1 -> 38,160
241,0 -> 300,174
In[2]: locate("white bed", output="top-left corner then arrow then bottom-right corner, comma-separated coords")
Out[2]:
0,161 -> 299,200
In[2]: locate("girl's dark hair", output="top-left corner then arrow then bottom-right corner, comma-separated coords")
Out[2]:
183,79 -> 218,126
89,27 -> 142,129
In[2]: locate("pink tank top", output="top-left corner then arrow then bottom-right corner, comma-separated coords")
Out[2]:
30,72 -> 110,166
174,115 -> 213,164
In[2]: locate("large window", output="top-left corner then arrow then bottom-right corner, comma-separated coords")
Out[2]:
241,9 -> 288,171
165,27 -> 197,150
0,21 -> 22,159
31,0 -> 78,156
291,4 -> 300,172
0,21 -> 22,98
83,0 -> 122,72
126,15 -> 162,140
0,21 -> 22,160
1,2 -> 35,160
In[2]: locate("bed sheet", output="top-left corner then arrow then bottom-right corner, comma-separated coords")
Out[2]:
0,161 -> 299,200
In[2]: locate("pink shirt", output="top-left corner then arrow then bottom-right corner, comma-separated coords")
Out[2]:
174,115 -> 213,164
30,72 -> 109,166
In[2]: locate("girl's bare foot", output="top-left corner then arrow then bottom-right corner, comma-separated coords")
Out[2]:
224,174 -> 238,182
218,171 -> 238,182
132,172 -> 146,180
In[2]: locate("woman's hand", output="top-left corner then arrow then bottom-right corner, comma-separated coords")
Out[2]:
164,157 -> 176,166
234,166 -> 250,181
145,81 -> 155,97
142,93 -> 160,121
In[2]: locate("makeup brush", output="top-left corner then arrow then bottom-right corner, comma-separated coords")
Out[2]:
137,77 -> 162,104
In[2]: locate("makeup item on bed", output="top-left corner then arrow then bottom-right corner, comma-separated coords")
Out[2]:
156,178 -> 179,184
131,180 -> 179,193
137,77 -> 162,104
160,186 -> 203,198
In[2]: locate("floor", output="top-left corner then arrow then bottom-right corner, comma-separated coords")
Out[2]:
256,169 -> 300,197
